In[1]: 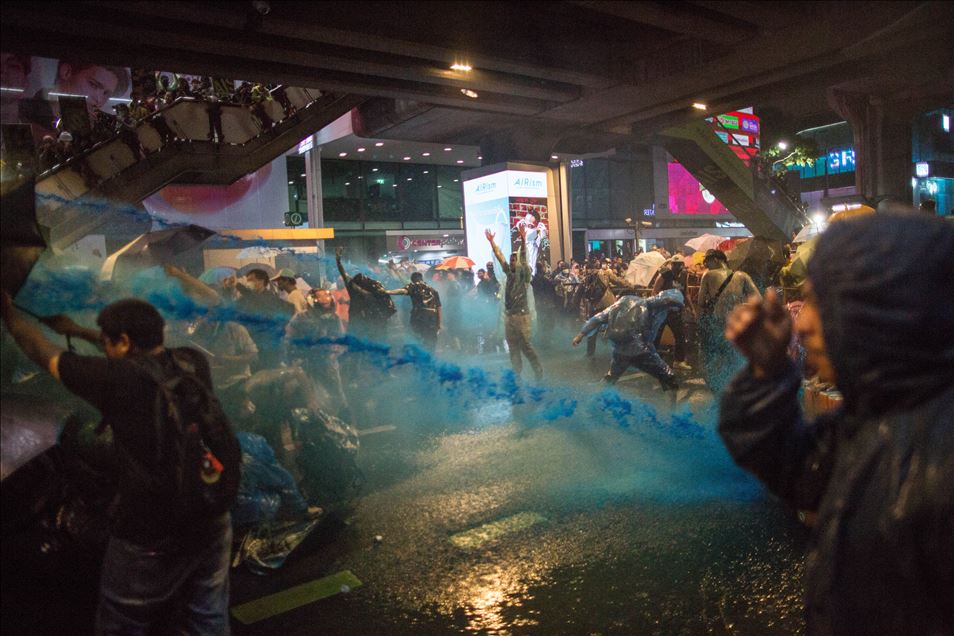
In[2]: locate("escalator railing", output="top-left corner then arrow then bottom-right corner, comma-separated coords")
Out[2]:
35,89 -> 363,250
658,120 -> 807,241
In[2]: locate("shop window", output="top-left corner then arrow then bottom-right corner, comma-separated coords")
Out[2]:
437,165 -> 464,219
321,159 -> 361,222
361,161 -> 399,221
397,163 -> 436,221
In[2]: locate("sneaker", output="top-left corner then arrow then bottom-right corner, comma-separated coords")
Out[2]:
673,361 -> 692,371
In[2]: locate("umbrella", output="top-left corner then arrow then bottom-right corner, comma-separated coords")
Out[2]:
793,221 -> 826,243
718,238 -> 741,252
780,236 -> 818,287
237,245 -> 286,260
624,251 -> 667,287
727,237 -> 787,284
829,204 -> 875,224
685,233 -> 726,252
1,174 -> 46,296
100,224 -> 215,280
199,266 -> 237,285
237,263 -> 277,278
1,394 -> 72,481
435,255 -> 476,270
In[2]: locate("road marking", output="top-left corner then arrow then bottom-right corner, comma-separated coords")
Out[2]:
230,570 -> 363,624
449,512 -> 546,550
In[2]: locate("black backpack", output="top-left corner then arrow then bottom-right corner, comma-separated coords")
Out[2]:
128,351 -> 241,522
584,272 -> 607,302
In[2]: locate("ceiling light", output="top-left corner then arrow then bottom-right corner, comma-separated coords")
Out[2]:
478,156 -> 483,160
456,159 -> 464,164
460,89 -> 479,99
357,147 -> 366,152
358,176 -> 363,179
403,156 -> 411,161
692,102 -> 707,110
423,170 -> 429,174
551,154 -> 559,160
392,184 -> 397,187
300,173 -> 306,177
777,141 -> 789,150
444,147 -> 453,151
407,177 -> 413,181
372,168 -> 379,172
288,181 -> 294,185
375,142 -> 384,147
453,179 -> 459,182
450,63 -> 473,72
345,182 -> 351,186
422,152 -> 431,157
338,152 -> 348,157
437,185 -> 443,188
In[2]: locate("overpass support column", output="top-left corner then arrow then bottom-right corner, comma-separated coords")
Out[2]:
829,89 -> 914,204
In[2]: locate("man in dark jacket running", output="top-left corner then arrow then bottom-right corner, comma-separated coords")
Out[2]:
718,214 -> 954,635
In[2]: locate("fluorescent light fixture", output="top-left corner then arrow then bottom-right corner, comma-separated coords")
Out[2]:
300,173 -> 306,177
422,152 -> 431,157
288,181 -> 294,185
375,142 -> 384,147
450,63 -> 473,72
477,156 -> 482,160
407,177 -> 413,181
943,114 -> 950,133
109,97 -> 132,103
372,168 -> 379,172
338,152 -> 347,157
460,89 -> 479,98
357,147 -> 366,152
443,234 -> 449,237
392,184 -> 398,187
456,159 -> 464,164
345,182 -> 351,186
777,141 -> 789,150
49,91 -> 87,98
0,86 -> 25,93
437,185 -> 442,188
550,154 -> 559,160
692,102 -> 707,110
403,156 -> 412,160
444,147 -> 452,151
453,179 -> 459,182
423,170 -> 429,174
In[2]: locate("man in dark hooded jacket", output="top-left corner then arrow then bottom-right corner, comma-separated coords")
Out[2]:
718,214 -> 954,635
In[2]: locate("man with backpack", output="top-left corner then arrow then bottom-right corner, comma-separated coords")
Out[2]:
582,259 -> 631,358
386,272 -> 442,350
571,289 -> 685,390
697,249 -> 760,395
1,295 -> 239,635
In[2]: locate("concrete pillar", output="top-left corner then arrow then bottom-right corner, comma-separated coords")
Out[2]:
828,89 -> 914,203
305,140 -> 324,250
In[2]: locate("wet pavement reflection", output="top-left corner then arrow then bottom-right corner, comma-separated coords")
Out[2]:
231,351 -> 807,635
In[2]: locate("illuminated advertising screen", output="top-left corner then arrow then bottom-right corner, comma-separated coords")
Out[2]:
667,161 -> 730,215
463,170 -> 550,275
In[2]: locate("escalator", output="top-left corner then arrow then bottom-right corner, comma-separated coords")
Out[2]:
658,120 -> 807,241
34,89 -> 364,250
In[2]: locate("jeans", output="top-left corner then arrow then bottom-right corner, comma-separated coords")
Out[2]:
95,514 -> 232,636
604,350 -> 677,390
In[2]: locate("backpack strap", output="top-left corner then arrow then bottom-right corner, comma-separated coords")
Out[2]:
704,272 -> 734,313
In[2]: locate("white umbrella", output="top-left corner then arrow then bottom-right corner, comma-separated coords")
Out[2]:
625,251 -> 667,287
237,245 -> 286,259
794,221 -> 826,243
684,233 -> 726,252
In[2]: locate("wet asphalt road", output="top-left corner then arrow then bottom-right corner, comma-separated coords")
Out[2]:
230,348 -> 809,635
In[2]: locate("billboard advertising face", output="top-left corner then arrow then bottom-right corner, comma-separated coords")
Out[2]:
463,170 -> 550,276
667,161 -> 730,215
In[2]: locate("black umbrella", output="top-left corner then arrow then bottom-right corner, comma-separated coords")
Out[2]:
101,224 -> 215,280
727,237 -> 787,286
1,174 -> 46,296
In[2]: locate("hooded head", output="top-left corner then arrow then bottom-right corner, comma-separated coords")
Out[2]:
807,214 -> 954,416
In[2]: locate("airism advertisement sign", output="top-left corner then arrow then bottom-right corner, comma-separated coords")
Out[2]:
462,170 -> 550,275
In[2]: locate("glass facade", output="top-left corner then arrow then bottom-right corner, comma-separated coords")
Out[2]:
569,158 -> 653,224
312,158 -> 464,224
